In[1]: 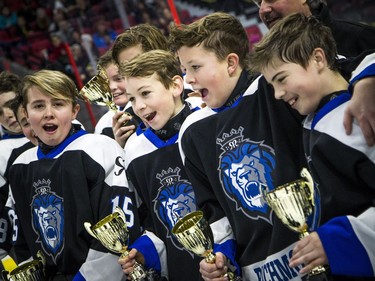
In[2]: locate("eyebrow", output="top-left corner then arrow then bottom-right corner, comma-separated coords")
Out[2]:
271,71 -> 284,83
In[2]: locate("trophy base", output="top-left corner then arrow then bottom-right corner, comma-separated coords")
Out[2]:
144,269 -> 167,281
305,269 -> 332,281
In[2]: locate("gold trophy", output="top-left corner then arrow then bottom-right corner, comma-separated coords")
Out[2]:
84,207 -> 146,281
262,168 -> 331,280
2,251 -> 46,281
79,67 -> 136,126
172,211 -> 241,281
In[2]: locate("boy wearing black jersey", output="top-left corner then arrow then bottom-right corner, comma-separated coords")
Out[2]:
8,70 -> 141,281
169,12 -> 375,281
250,13 -> 375,278
117,50 -> 203,281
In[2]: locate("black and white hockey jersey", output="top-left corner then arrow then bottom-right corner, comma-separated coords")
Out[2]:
8,126 -> 141,281
179,72 -> 307,280
303,57 -> 375,277
125,100 -> 203,281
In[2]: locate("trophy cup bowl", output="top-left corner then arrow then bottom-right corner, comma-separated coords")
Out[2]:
2,251 -> 46,281
79,67 -> 136,126
262,168 -> 329,279
172,211 -> 241,281
84,207 -> 146,281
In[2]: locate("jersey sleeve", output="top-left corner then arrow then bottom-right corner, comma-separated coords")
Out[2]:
78,137 -> 142,280
317,207 -> 375,277
180,123 -> 239,273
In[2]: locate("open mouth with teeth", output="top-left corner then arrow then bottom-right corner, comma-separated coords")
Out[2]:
287,97 -> 298,107
144,112 -> 156,122
113,92 -> 125,98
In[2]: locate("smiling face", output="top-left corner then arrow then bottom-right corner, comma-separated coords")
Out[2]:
177,45 -> 238,109
125,73 -> 184,130
105,63 -> 128,107
0,91 -> 22,133
25,86 -> 80,146
262,58 -> 325,115
257,0 -> 311,29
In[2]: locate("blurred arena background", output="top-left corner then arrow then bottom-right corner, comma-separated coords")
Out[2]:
1,0 -> 374,132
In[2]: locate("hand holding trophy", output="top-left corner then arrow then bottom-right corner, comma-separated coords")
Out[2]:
262,168 -> 332,281
2,251 -> 46,281
84,207 -> 147,281
172,211 -> 241,281
78,66 -> 136,127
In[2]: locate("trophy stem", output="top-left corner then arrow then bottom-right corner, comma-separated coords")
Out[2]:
299,229 -> 309,239
120,250 -> 147,281
205,251 -> 216,264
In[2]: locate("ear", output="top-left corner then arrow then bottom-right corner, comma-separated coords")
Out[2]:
312,48 -> 326,72
72,103 -> 80,120
227,53 -> 240,75
171,75 -> 184,98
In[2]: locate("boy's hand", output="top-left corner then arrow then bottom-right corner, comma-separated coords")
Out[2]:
112,111 -> 136,148
200,252 -> 230,281
289,232 -> 328,275
118,248 -> 145,277
344,77 -> 375,146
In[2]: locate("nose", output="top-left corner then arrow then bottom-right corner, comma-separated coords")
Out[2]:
134,100 -> 146,113
184,70 -> 195,86
273,86 -> 285,100
3,107 -> 14,120
259,1 -> 272,16
43,105 -> 54,119
109,82 -> 117,93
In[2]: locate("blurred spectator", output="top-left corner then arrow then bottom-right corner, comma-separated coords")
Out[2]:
48,32 -> 70,72
34,7 -> 53,32
55,18 -> 75,43
70,43 -> 93,83
13,14 -> 34,42
0,6 -> 17,30
92,19 -> 117,54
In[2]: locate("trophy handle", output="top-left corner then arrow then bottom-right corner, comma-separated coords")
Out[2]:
36,251 -> 46,266
2,270 -> 9,281
84,222 -> 97,239
113,207 -> 127,226
300,168 -> 314,205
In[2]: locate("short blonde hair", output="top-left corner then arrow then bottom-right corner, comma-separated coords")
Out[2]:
22,70 -> 78,108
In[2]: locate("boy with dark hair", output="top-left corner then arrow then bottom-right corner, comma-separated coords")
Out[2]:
252,0 -> 375,146
250,13 -> 375,278
169,11 -> 375,280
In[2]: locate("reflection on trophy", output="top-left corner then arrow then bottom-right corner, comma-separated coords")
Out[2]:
2,251 -> 46,281
84,207 -> 146,281
79,66 -> 135,126
172,211 -> 241,281
262,168 -> 331,280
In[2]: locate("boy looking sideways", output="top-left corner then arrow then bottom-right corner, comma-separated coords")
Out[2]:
250,13 -> 375,278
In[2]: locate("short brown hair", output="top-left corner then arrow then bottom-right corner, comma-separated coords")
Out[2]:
119,50 -> 182,90
250,13 -> 338,73
168,12 -> 250,70
112,24 -> 168,65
